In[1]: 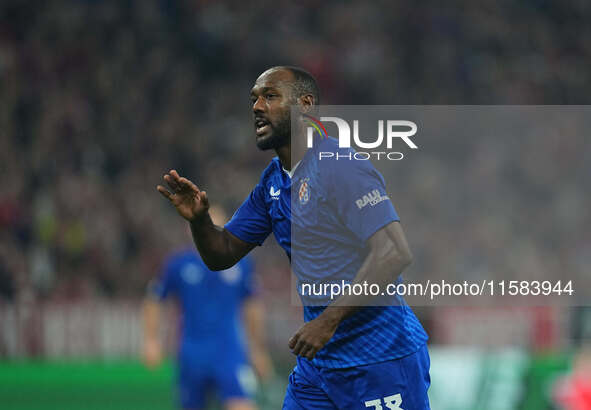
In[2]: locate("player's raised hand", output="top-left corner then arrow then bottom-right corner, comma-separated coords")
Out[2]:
157,170 -> 209,222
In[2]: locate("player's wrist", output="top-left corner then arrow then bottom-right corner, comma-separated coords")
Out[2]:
189,210 -> 210,226
317,308 -> 346,330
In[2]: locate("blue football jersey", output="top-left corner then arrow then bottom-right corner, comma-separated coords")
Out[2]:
225,137 -> 428,368
151,249 -> 255,356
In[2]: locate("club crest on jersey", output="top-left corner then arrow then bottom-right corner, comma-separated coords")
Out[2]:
299,178 -> 310,205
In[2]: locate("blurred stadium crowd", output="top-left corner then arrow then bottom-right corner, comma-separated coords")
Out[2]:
0,0 -> 589,315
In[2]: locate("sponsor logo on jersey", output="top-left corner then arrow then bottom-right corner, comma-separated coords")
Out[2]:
356,189 -> 389,209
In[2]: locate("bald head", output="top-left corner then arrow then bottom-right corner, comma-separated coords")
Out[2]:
257,66 -> 319,105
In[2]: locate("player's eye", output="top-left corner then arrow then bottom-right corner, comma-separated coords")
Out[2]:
265,93 -> 278,99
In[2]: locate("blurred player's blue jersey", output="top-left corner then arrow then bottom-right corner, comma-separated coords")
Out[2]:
225,136 -> 428,369
151,250 -> 256,407
152,249 -> 254,352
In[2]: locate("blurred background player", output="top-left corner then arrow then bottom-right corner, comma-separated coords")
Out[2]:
142,205 -> 273,410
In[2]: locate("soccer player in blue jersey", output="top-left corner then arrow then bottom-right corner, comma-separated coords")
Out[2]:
157,66 -> 430,409
143,206 -> 272,410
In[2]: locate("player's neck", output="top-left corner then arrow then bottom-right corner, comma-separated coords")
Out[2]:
275,145 -> 291,170
279,130 -> 308,171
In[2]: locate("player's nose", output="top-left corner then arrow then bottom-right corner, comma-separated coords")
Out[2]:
252,96 -> 266,114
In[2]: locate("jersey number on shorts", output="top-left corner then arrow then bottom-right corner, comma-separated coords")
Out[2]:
364,393 -> 403,410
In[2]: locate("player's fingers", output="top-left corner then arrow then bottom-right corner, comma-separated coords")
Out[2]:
199,191 -> 209,207
170,169 -> 182,183
178,177 -> 200,193
288,333 -> 299,349
292,338 -> 308,356
157,185 -> 173,200
299,344 -> 315,360
164,174 -> 181,192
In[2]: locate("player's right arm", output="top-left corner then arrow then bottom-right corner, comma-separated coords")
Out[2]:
157,170 -> 256,270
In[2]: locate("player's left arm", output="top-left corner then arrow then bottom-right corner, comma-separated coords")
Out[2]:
142,296 -> 164,368
289,221 -> 412,360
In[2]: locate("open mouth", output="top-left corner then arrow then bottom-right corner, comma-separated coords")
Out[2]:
255,118 -> 271,136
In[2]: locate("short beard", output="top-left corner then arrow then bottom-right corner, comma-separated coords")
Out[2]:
256,112 -> 291,151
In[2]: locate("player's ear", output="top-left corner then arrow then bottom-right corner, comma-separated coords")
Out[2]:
299,94 -> 315,113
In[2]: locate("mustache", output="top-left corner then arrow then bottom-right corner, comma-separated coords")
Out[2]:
254,116 -> 271,125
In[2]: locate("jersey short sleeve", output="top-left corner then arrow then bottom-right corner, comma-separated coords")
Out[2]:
329,158 -> 400,242
224,182 -> 272,246
149,257 -> 180,300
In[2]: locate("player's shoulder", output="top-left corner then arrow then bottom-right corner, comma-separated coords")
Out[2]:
259,157 -> 282,182
254,157 -> 284,194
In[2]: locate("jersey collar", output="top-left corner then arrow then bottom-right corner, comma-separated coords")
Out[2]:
282,160 -> 301,179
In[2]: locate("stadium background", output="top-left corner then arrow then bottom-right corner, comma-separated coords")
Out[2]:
1,1 -> 590,409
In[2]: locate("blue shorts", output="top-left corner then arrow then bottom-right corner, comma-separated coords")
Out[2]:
177,350 -> 256,409
283,344 -> 430,410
